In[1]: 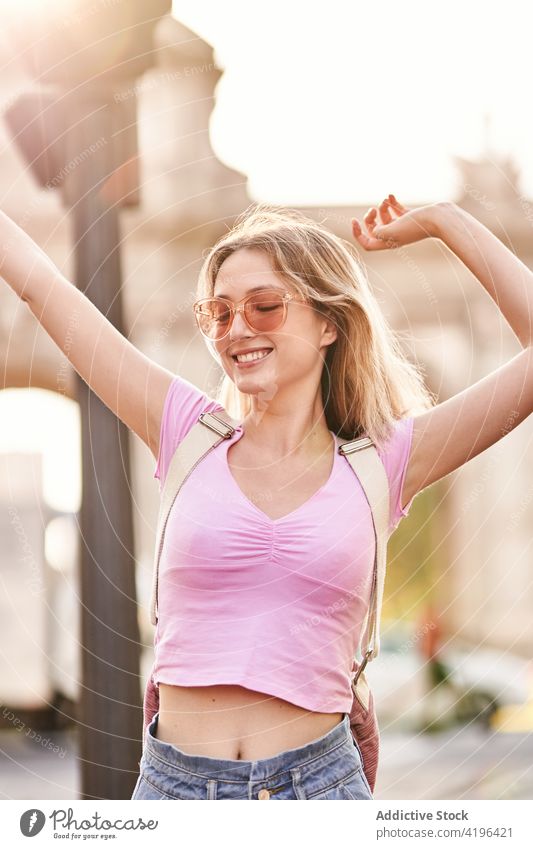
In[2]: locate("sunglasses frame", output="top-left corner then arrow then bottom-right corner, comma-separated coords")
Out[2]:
192,289 -> 304,341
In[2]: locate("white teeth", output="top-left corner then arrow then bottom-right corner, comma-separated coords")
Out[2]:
235,348 -> 272,363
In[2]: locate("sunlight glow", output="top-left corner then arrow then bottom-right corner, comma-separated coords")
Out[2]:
0,389 -> 81,513
172,0 -> 533,204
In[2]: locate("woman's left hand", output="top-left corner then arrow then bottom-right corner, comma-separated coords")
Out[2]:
351,194 -> 441,251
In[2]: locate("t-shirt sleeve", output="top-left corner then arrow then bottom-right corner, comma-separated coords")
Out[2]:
375,415 -> 415,535
154,374 -> 224,491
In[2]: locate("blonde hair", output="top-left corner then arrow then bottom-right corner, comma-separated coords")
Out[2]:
197,202 -> 436,447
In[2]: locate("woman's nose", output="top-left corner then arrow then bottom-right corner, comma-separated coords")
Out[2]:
229,309 -> 251,340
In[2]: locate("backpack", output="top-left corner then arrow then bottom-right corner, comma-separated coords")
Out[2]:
142,408 -> 390,793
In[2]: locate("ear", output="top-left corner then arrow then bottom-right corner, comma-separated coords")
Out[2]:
320,314 -> 337,347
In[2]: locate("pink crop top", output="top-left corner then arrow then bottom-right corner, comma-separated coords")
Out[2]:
152,374 -> 415,713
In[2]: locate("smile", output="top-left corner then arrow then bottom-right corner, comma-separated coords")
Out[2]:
232,348 -> 273,367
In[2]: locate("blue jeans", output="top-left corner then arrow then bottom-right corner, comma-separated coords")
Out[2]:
131,711 -> 373,800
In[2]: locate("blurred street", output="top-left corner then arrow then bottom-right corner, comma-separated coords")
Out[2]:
377,725 -> 533,800
0,726 -> 78,800
1,723 -> 532,800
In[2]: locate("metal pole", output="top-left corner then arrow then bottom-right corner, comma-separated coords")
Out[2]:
65,93 -> 142,800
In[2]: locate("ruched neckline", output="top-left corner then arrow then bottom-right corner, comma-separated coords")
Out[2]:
223,424 -> 339,524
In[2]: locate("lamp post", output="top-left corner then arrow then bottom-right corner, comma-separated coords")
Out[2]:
3,0 -> 171,799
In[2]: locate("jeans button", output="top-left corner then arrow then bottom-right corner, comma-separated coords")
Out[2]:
258,788 -> 271,799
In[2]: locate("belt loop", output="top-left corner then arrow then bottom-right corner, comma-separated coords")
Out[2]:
291,766 -> 306,801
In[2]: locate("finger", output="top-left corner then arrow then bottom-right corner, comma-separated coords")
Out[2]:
351,218 -> 362,237
351,220 -> 391,251
388,194 -> 408,215
352,219 -> 371,246
379,199 -> 393,225
363,207 -> 378,233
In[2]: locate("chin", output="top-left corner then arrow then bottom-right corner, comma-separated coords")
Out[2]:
234,375 -> 269,392
243,380 -> 281,407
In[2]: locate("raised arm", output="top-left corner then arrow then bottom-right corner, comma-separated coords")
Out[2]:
0,209 -> 173,460
351,195 -> 533,510
353,195 -> 533,349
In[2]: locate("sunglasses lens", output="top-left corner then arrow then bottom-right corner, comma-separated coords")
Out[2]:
195,300 -> 232,339
244,291 -> 286,331
195,291 -> 287,339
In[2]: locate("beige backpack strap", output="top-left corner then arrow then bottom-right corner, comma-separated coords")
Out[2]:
337,434 -> 390,676
149,409 -> 241,627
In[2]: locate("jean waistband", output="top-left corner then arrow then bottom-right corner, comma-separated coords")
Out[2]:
143,711 -> 353,782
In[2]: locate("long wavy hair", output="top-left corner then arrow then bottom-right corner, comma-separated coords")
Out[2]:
196,202 -> 436,447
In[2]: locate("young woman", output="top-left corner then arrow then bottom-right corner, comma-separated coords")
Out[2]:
2,196 -> 532,800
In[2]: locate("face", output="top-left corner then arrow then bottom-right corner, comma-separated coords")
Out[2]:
211,248 -> 337,405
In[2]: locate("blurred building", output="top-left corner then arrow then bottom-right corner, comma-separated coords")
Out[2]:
0,15 -> 532,711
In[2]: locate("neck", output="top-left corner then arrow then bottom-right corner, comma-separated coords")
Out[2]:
242,396 -> 332,459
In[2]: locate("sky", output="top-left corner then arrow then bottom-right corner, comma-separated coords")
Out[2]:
172,0 -> 533,205
1,0 -> 532,512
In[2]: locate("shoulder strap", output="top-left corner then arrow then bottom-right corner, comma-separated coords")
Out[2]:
149,409 -> 240,627
337,434 -> 390,668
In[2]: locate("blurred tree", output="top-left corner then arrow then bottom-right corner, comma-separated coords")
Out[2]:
384,483 -> 447,624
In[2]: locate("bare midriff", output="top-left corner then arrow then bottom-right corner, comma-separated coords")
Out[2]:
155,683 -> 344,760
